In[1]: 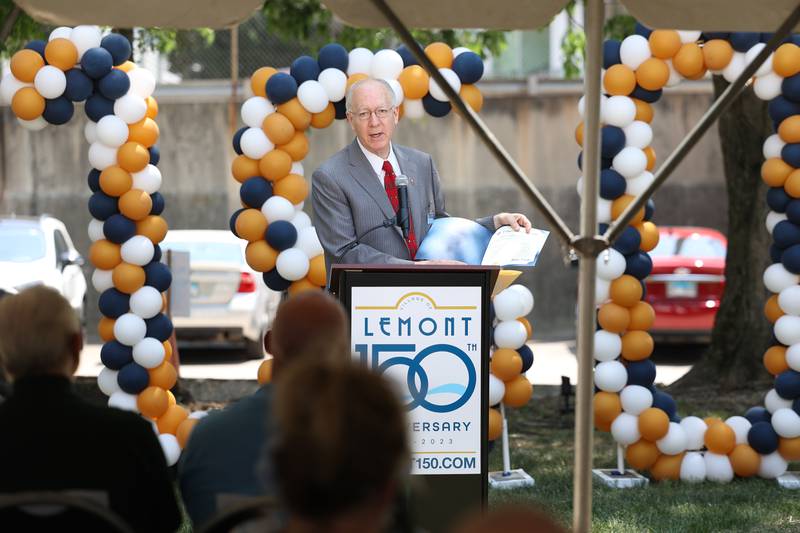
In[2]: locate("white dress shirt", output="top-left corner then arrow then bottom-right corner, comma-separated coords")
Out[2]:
356,138 -> 402,186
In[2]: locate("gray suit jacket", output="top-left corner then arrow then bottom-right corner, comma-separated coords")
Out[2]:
312,140 -> 494,272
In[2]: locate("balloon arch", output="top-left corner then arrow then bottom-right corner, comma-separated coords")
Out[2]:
582,25 -> 800,482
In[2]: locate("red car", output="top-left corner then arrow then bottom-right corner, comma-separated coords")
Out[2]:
645,226 -> 727,341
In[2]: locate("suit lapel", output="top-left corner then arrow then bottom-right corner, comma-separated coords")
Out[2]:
395,146 -> 426,240
347,140 -> 397,223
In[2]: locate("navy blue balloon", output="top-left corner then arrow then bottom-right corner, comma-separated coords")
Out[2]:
144,261 -> 172,292
599,169 -> 627,200
634,22 -> 652,38
263,269 -> 292,291
333,98 -> 347,120
782,144 -> 800,168
88,192 -> 119,221
781,73 -> 800,103
145,313 -> 173,342
88,169 -> 101,192
152,244 -> 162,263
150,192 -> 165,216
577,151 -> 613,171
266,73 -> 298,105
792,34 -> 800,47
773,220 -> 800,248
101,33 -> 132,65
782,244 -> 800,273
265,220 -> 298,251
601,125 -> 626,159
291,56 -> 320,85
229,208 -> 245,238
644,199 -> 655,221
652,391 -> 677,419
64,68 -> 93,102
24,40 -> 47,58
631,85 -> 662,104
612,226 -> 642,255
240,176 -> 273,209
626,359 -> 656,387
422,94 -> 451,117
787,200 -> 800,224
452,51 -> 484,84
745,406 -> 772,425
42,97 -> 74,125
748,421 -> 779,454
730,32 -> 760,52
85,94 -> 115,122
318,43 -> 350,72
769,96 -> 800,123
702,32 -> 730,41
768,186 -> 792,213
99,289 -> 130,319
395,44 -> 418,67
603,40 -> 621,69
625,251 -> 653,280
771,243 -> 785,263
776,369 -> 800,399
232,126 -> 247,155
100,341 -> 133,370
117,362 -> 150,394
81,47 -> 114,79
794,397 -> 800,415
103,214 -> 137,244
98,69 -> 130,100
518,344 -> 534,373
148,145 -> 160,166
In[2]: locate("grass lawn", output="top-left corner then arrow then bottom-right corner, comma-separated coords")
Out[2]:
489,385 -> 800,532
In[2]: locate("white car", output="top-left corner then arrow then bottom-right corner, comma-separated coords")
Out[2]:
160,230 -> 282,358
0,215 -> 87,321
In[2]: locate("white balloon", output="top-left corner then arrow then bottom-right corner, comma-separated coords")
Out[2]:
241,96 -> 274,128
578,94 -> 607,118
597,198 -> 612,224
276,248 -> 310,281
620,385 -> 653,415
262,195 -> 296,223
69,25 -> 103,60
108,390 -> 139,412
291,162 -> 304,176
787,343 -> 800,371
745,43 -> 774,78
597,248 -> 626,281
453,47 -> 471,58
494,289 -> 526,321
348,48 -> 374,76
704,452 -> 734,483
240,127 -> 273,159
664,59 -> 683,86
290,211 -> 312,232
114,313 -> 147,346
724,416 -> 752,445
602,96 -> 637,128
767,211 -> 788,234
657,422 -> 688,455
88,142 -> 118,170
114,93 -> 147,124
318,68 -> 348,102
88,218 -> 106,242
17,117 -> 47,131
677,30 -> 702,43
84,120 -> 98,144
626,171 -> 655,197
120,235 -> 155,266
623,121 -> 653,149
127,68 -> 156,99
130,286 -> 163,319
297,80 -> 329,113
97,367 -> 120,396
488,374 -> 506,406
372,49 -> 405,80
778,285 -> 800,315
610,412 -> 640,445
613,147 -> 647,179
132,165 -> 162,194
96,115 -> 129,148
158,434 -> 182,466
133,337 -> 166,368
763,134 -> 786,159
385,79 -> 404,106
765,388 -> 793,413
295,227 -> 324,258
404,98 -> 425,119
764,263 -> 799,293
33,65 -> 66,99
772,408 -> 800,438
506,285 -> 534,315
0,73 -> 29,105
680,416 -> 708,450
619,35 -> 651,70
722,52 -> 747,83
428,68 -> 462,102
594,360 -> 627,392
775,315 -> 800,345
679,452 -> 706,483
92,269 -> 114,292
49,26 -> 73,41
493,320 -> 528,350
594,330 -> 622,362
758,451 -> 788,479
595,277 -> 611,305
753,72 -> 783,101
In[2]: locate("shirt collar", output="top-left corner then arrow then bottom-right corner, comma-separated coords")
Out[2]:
356,138 -> 401,181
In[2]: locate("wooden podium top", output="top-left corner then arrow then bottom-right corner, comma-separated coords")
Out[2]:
328,264 -> 504,296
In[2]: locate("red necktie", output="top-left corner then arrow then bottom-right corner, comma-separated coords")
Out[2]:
382,160 -> 418,259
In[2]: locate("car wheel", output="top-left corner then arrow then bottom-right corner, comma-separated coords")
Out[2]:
244,329 -> 266,360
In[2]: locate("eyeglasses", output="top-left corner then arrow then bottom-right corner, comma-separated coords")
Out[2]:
349,107 -> 394,122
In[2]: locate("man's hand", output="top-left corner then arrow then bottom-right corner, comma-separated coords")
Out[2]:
493,212 -> 532,232
416,259 -> 467,265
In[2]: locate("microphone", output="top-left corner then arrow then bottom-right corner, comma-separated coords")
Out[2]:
396,174 -> 410,238
343,215 -> 397,253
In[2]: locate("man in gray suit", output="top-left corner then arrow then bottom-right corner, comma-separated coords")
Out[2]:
312,78 -> 531,272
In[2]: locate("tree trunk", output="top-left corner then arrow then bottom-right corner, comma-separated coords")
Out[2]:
671,76 -> 774,391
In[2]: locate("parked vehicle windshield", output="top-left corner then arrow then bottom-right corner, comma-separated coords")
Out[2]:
0,227 -> 46,262
650,234 -> 726,259
160,241 -> 243,264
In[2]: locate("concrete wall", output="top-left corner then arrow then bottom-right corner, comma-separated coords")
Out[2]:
0,80 -> 727,339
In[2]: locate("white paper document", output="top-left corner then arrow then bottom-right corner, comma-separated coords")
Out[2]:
481,226 -> 550,267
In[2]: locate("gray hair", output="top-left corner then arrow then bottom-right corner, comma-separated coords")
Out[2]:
345,78 -> 396,113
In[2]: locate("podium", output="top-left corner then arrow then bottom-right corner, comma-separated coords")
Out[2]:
330,264 -> 500,533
